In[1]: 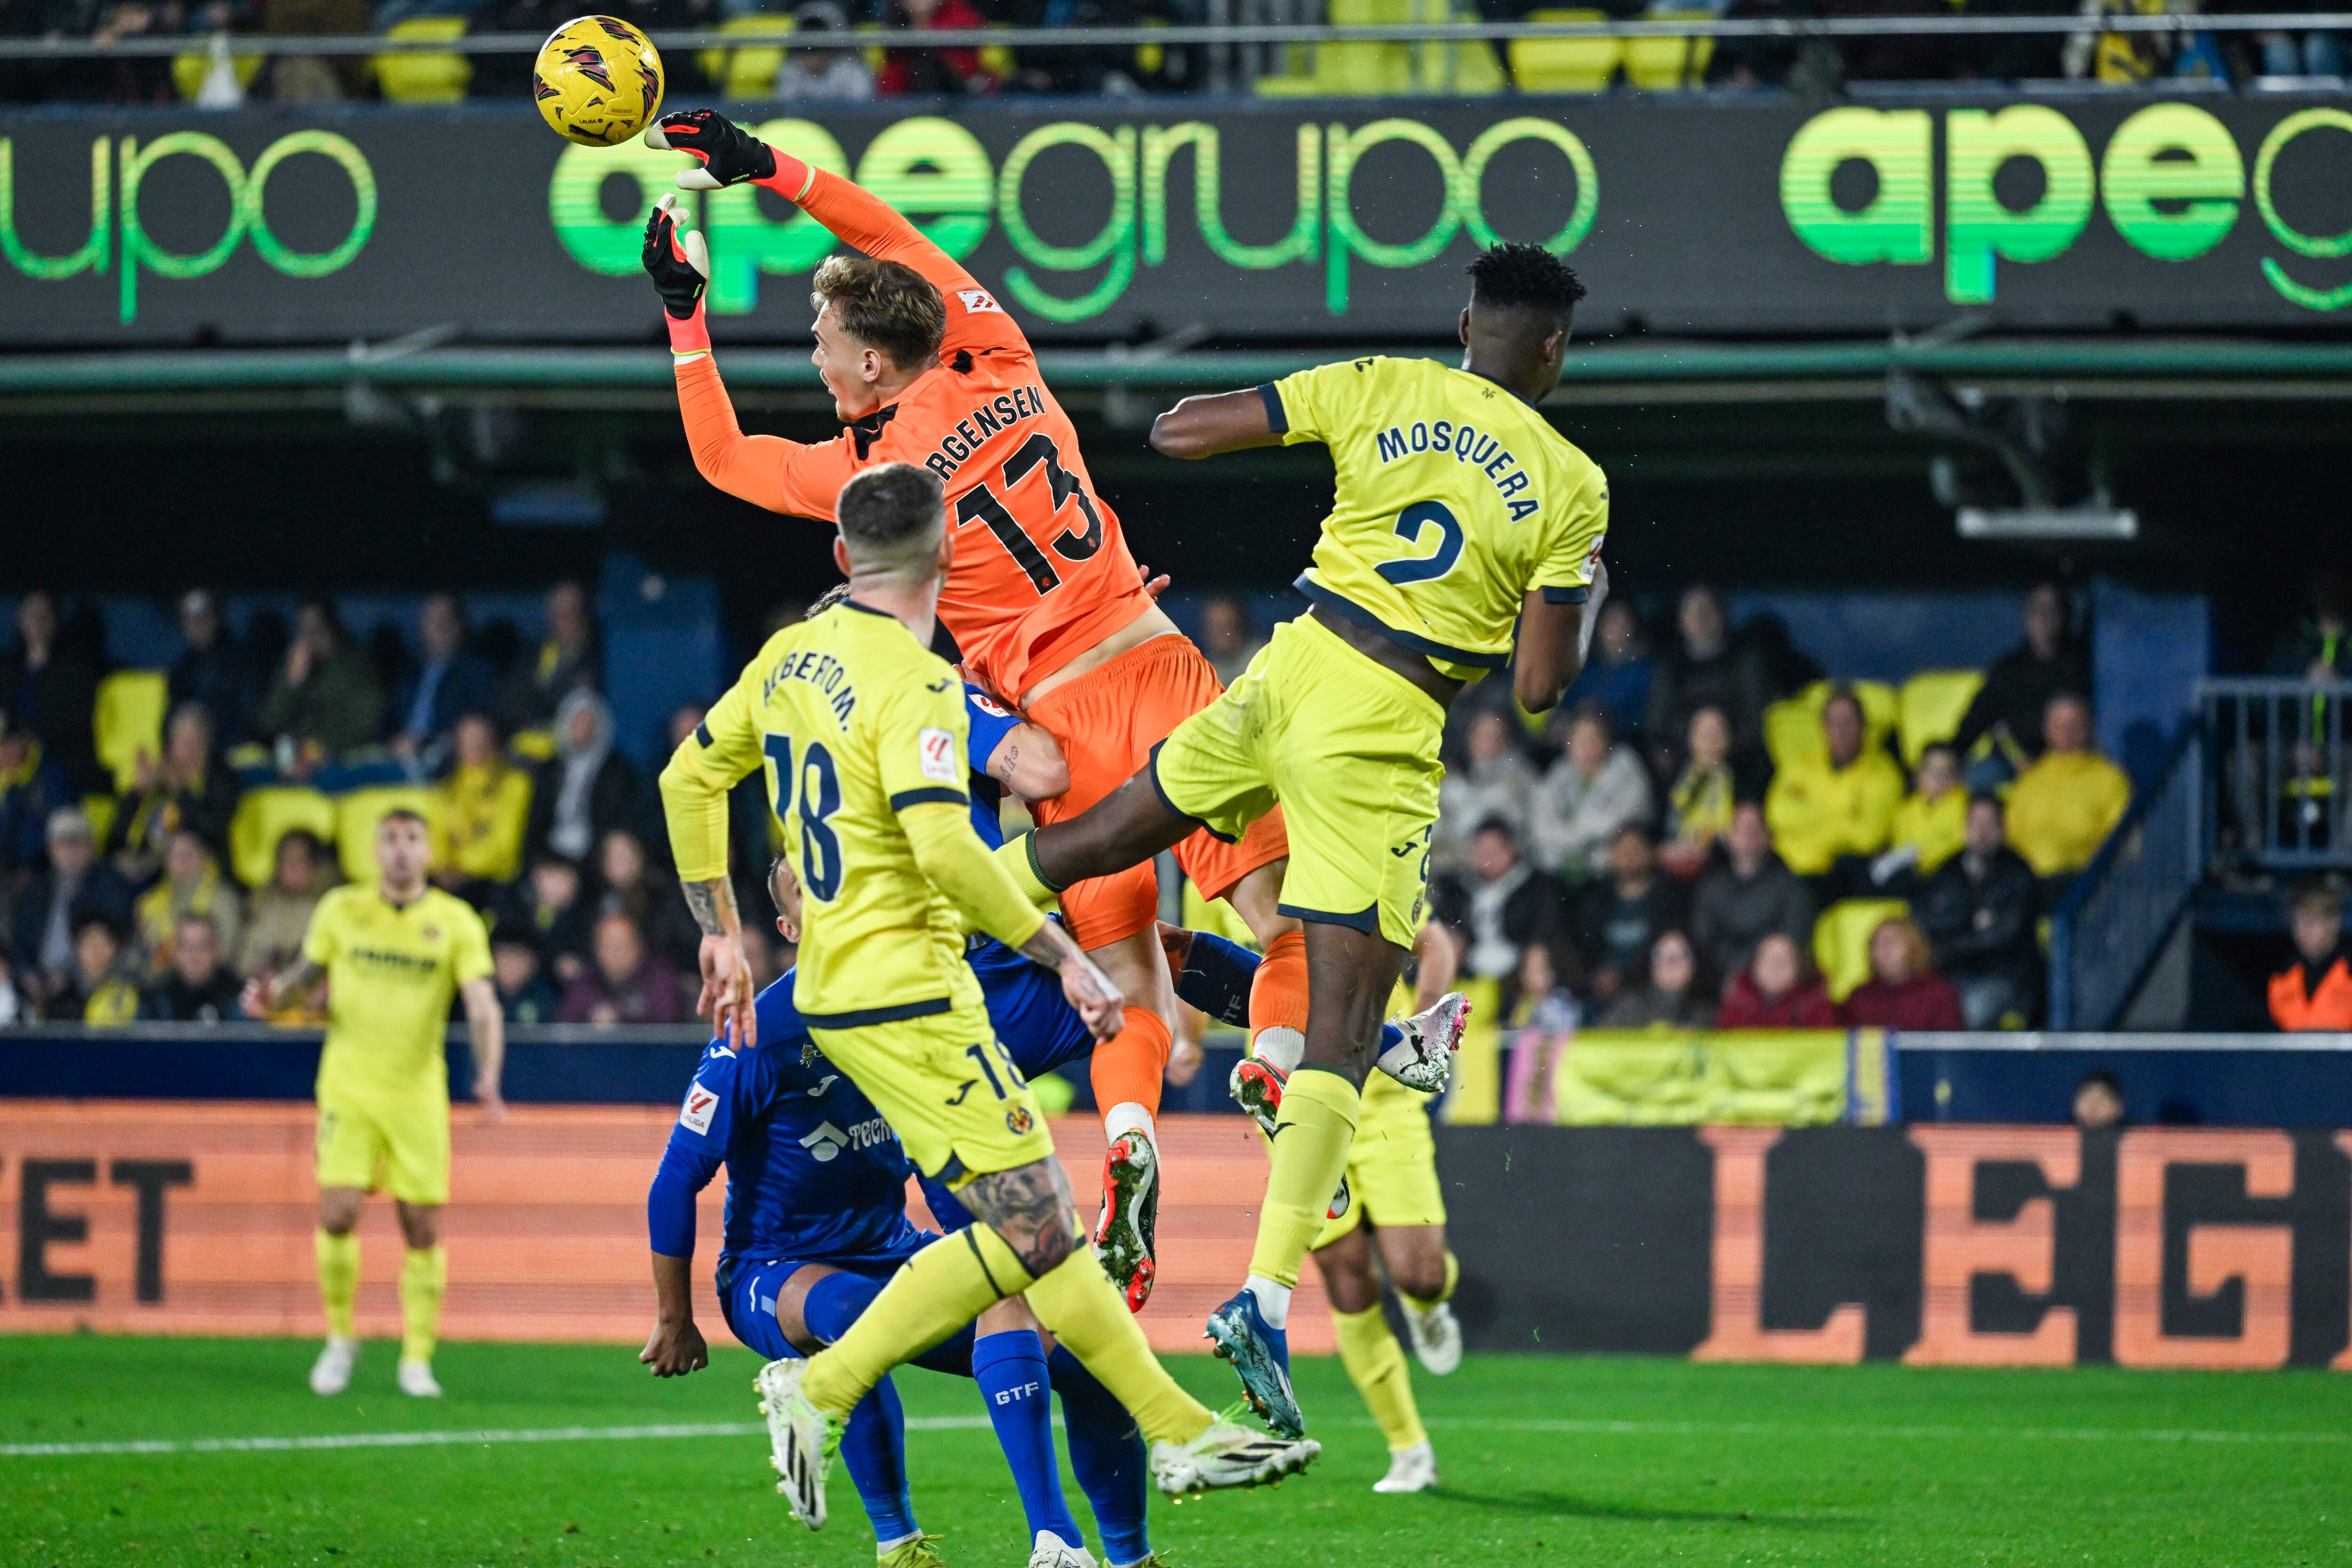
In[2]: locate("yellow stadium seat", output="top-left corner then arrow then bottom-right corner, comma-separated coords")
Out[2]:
698,14 -> 795,99
229,787 -> 338,891
1622,10 -> 1711,89
81,793 -> 117,852
979,21 -> 1017,81
93,669 -> 169,793
1898,669 -> 1987,769
1509,8 -> 1620,93
1438,974 -> 1507,1125
1812,898 -> 1910,1003
335,786 -> 440,887
1764,679 -> 1900,772
1255,0 -> 1414,96
171,41 -> 265,100
371,16 -> 472,105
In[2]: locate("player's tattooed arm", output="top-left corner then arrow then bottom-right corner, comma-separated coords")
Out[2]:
961,1157 -> 1084,1277
681,876 -> 739,937
986,721 -> 1070,804
242,958 -> 325,1018
1017,918 -> 1125,1040
682,877 -> 759,1051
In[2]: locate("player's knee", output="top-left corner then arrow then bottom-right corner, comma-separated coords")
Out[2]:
1392,1259 -> 1447,1302
395,1203 -> 440,1250
317,1194 -> 363,1235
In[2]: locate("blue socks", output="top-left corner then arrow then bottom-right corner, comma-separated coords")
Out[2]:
1177,931 -> 1404,1054
795,1272 -> 917,1546
1049,1343 -> 1151,1566
973,1329 -> 1084,1552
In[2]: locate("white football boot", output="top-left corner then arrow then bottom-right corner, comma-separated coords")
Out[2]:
308,1336 -> 357,1396
1026,1531 -> 1098,1568
755,1357 -> 840,1529
1149,1418 -> 1319,1497
1401,1297 -> 1463,1376
396,1358 -> 442,1398
1372,1441 -> 1439,1494
1377,992 -> 1471,1092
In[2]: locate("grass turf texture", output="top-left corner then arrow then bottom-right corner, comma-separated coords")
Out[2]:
4,1337 -> 2349,1566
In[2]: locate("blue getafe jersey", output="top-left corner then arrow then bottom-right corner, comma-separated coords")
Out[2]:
961,682 -> 1020,850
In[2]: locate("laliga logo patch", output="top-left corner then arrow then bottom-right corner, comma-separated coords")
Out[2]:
957,288 -> 1005,317
801,1121 -> 850,1162
918,728 -> 958,784
679,1080 -> 719,1135
1004,1105 -> 1033,1136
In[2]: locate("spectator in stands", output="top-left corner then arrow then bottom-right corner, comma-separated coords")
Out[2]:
1001,0 -> 1147,94
529,689 -> 637,867
1,590 -> 102,793
877,0 -> 1001,95
556,911 -> 685,1025
1563,599 -> 1652,745
1660,705 -> 1738,879
0,708 -> 76,875
1431,817 -> 1566,987
777,1 -> 877,99
49,910 -> 140,1025
593,827 -> 699,967
1646,584 -> 1773,775
168,590 -> 252,750
107,703 -> 240,883
1198,594 -> 1266,688
1574,824 -> 1687,1003
432,713 -> 532,898
2073,1070 -> 2126,1130
1916,794 -> 2040,1029
1766,687 -> 1905,890
1715,931 -> 1839,1029
255,597 -> 385,769
1841,915 -> 1963,1031
132,829 -> 242,981
500,579 -> 600,736
2004,693 -> 2131,889
1503,936 -> 1579,1125
236,828 -> 332,981
2265,571 -> 2352,682
14,808 -> 133,1011
1692,801 -> 1816,984
392,593 -> 496,770
1597,928 -> 1713,1030
1432,709 -> 1537,873
144,912 -> 243,1023
2269,880 -> 2352,1032
500,853 -> 595,984
1953,582 -> 2091,787
1872,741 -> 1966,894
492,931 -> 561,1025
1530,705 -> 1653,882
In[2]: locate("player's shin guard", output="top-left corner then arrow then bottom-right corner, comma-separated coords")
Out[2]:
1022,1247 -> 1212,1448
315,1229 -> 358,1341
1331,1305 -> 1427,1453
1248,1069 -> 1361,1291
1049,1344 -> 1150,1567
1399,1251 -> 1460,1315
841,1375 -> 920,1548
1092,1007 -> 1170,1127
1247,930 -> 1310,1075
803,1227 -> 1036,1420
398,1245 -> 445,1364
973,1330 -> 1084,1552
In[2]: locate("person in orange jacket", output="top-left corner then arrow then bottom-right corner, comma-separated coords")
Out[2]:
2270,881 -> 2352,1032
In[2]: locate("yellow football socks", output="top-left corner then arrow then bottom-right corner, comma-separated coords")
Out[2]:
803,1226 -> 1035,1419
399,1245 -> 446,1364
1400,1251 -> 1460,1316
316,1228 -> 359,1341
1333,1304 -> 1427,1452
1023,1247 -> 1213,1448
1247,1068 -> 1361,1290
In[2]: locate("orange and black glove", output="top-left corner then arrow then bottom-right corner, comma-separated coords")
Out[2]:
646,108 -> 813,199
641,192 -> 712,354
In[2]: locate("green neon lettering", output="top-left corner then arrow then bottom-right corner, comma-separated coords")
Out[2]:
856,116 -> 993,260
1779,107 -> 1931,266
998,122 -> 1134,323
1140,122 -> 1318,269
119,133 -> 247,326
2100,104 -> 2241,263
703,119 -> 850,314
1944,105 -> 2095,304
0,137 -> 111,281
1460,117 -> 1596,254
243,131 -> 375,278
2253,108 -> 2352,311
1326,119 -> 1464,315
548,136 -> 697,277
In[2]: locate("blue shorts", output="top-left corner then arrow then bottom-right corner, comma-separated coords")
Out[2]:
717,1232 -> 933,1361
973,938 -> 1097,1082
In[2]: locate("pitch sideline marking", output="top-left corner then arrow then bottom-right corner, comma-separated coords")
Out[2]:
5,1414 -> 2347,1460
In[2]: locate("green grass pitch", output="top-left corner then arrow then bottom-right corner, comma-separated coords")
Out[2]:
5,1336 -> 2349,1567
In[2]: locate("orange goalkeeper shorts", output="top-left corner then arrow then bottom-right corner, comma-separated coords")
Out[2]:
1025,633 -> 1288,950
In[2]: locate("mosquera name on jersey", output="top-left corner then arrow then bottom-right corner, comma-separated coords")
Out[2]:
660,601 -> 1046,1028
304,883 -> 493,1105
1265,355 -> 1611,680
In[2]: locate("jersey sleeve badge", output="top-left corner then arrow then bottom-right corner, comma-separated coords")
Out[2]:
918,728 -> 959,782
679,1079 -> 719,1135
957,288 -> 1005,316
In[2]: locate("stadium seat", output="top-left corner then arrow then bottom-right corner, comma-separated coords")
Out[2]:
170,40 -> 265,100
1622,10 -> 1713,89
1812,898 -> 1909,1003
698,14 -> 795,99
1437,974 -> 1507,1125
1764,679 -> 1900,772
1898,669 -> 1987,769
979,22 -> 1018,82
372,16 -> 472,104
1255,0 -> 1416,96
335,786 -> 440,887
228,787 -> 338,891
93,669 -> 168,793
1509,9 -> 1621,93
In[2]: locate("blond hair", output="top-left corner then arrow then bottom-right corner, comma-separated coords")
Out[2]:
811,255 -> 945,371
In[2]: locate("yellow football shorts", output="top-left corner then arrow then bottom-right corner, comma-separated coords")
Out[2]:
1315,1069 -> 1447,1248
808,1001 -> 1055,1185
1152,613 -> 1444,950
316,1092 -> 451,1206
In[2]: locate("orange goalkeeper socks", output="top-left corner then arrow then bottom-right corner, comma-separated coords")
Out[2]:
1247,929 -> 1310,1074
1091,1006 -> 1171,1131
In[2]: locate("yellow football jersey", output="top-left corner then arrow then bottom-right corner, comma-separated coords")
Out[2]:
1266,355 -> 1610,681
666,603 -> 989,1027
304,884 -> 491,1105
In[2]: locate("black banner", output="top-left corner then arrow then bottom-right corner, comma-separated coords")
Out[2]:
1,92 -> 2348,348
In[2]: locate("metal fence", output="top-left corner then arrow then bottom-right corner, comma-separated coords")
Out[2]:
2203,678 -> 2352,874
2049,723 -> 2202,1032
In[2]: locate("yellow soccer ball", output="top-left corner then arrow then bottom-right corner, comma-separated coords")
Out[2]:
532,15 -> 664,147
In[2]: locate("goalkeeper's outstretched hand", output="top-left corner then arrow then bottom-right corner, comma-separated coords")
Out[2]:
641,192 -> 709,321
646,108 -> 808,194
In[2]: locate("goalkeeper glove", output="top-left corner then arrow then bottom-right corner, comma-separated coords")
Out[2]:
642,192 -> 712,355
645,109 -> 814,200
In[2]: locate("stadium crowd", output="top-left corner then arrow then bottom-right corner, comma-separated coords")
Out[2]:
0,584 -> 790,1026
2,0 -> 2341,106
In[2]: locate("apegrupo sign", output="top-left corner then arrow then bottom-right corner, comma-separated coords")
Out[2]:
0,93 -> 2344,346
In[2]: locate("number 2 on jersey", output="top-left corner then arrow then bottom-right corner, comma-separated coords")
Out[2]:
953,433 -> 1104,596
762,734 -> 844,901
1376,500 -> 1464,585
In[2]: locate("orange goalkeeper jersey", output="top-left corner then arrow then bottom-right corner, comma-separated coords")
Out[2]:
674,170 -> 1152,704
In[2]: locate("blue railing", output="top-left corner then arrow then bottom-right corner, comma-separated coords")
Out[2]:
2201,677 -> 2352,875
2049,722 -> 2202,1032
